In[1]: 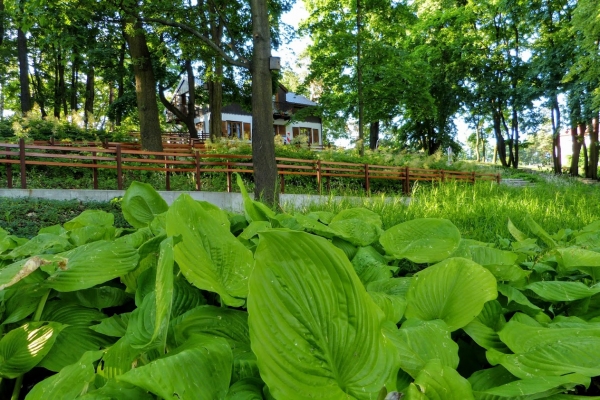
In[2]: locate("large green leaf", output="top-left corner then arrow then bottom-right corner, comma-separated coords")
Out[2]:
406,359 -> 475,400
90,313 -> 130,337
43,241 -> 139,292
497,284 -> 541,311
64,210 -> 114,231
367,279 -> 408,324
523,216 -> 556,248
152,236 -> 174,349
166,194 -> 253,307
1,286 -> 48,325
405,258 -> 497,331
236,174 -> 276,222
384,319 -> 458,378
97,337 -> 142,379
463,301 -> 509,352
498,318 -> 600,354
172,305 -> 249,346
3,234 -> 73,260
380,218 -> 461,263
487,337 -> 600,378
37,326 -> 111,372
525,281 -> 600,302
41,301 -> 107,325
25,350 -> 103,400
558,248 -> 600,280
469,366 -> 589,400
226,378 -> 264,400
59,286 -> 130,310
352,246 -> 392,285
0,322 -> 64,378
117,335 -> 232,400
248,230 -> 397,400
329,208 -> 383,246
121,181 -> 169,228
77,380 -> 154,400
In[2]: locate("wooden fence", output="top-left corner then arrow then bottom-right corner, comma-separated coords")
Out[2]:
0,139 -> 500,194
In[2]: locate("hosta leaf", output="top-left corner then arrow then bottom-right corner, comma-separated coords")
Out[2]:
508,218 -> 528,242
486,337 -> 600,378
1,287 -> 48,325
4,234 -> 73,260
236,174 -> 276,222
41,301 -> 107,326
352,246 -> 392,285
43,241 -> 139,292
0,257 -> 45,290
117,335 -> 232,400
470,247 -> 518,267
405,258 -> 497,331
77,380 -> 154,400
329,208 -> 383,247
37,326 -> 112,372
152,236 -> 174,349
463,301 -> 509,352
497,284 -> 541,311
470,367 -> 589,399
114,227 -> 154,249
380,218 -> 461,263
59,286 -> 130,310
90,313 -> 130,337
384,319 -> 458,378
239,221 -> 272,240
172,305 -> 249,346
525,281 -> 600,302
524,216 -> 556,248
97,337 -> 142,379
121,234 -> 164,293
557,248 -> 600,280
121,181 -> 169,228
499,319 -> 600,354
166,194 -> 253,307
231,344 -> 260,383
0,322 -> 64,378
25,350 -> 103,400
68,225 -> 116,246
331,237 -> 358,259
306,211 -> 335,224
226,378 -> 264,400
408,359 -> 474,400
248,230 -> 396,400
294,214 -> 337,238
367,279 -> 409,324
64,210 -> 114,231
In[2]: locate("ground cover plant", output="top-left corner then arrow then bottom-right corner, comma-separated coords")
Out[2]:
1,179 -> 600,398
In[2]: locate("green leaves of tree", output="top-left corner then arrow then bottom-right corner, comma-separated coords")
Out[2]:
248,230 -> 396,399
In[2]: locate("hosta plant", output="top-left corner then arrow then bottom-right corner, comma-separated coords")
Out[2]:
0,178 -> 599,398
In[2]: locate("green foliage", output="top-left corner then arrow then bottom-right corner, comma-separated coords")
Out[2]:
2,181 -> 600,398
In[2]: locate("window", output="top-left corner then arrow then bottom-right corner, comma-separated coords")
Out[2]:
223,121 -> 243,138
292,127 -> 319,144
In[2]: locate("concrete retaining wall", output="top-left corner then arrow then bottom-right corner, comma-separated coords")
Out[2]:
0,189 -> 409,212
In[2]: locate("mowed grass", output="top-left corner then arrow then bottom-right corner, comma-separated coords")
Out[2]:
289,177 -> 600,243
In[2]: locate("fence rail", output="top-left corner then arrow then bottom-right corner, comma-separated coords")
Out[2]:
0,139 -> 500,194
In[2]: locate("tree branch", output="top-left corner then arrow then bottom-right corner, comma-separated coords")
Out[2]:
142,17 -> 250,69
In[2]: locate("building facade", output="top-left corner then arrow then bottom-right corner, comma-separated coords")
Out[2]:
167,80 -> 323,145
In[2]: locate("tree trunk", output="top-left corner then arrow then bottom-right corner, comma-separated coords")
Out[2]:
502,113 -> 514,168
84,65 -> 94,128
124,18 -> 163,151
570,124 -> 581,176
70,54 -> 78,111
17,28 -> 32,113
551,96 -> 561,174
492,109 -> 508,167
159,60 -> 198,138
115,44 -> 126,126
589,114 -> 599,180
32,53 -> 47,118
250,0 -> 278,205
59,52 -> 67,117
512,106 -> 519,169
475,120 -> 481,162
356,0 -> 364,156
208,58 -> 223,142
369,121 -> 379,150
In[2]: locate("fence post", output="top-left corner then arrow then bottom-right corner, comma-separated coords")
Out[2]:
496,173 -> 501,184
226,160 -> 232,193
441,170 -> 445,183
6,146 -> 13,188
165,155 -> 171,191
403,166 -> 410,194
19,138 -> 26,189
316,160 -> 322,195
364,164 -> 370,194
116,143 -> 123,190
92,151 -> 98,190
280,174 -> 285,193
471,171 -> 476,184
195,152 -> 201,191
